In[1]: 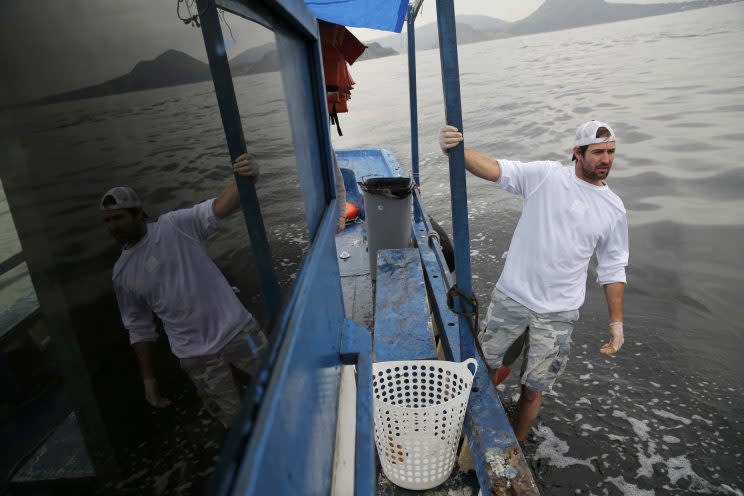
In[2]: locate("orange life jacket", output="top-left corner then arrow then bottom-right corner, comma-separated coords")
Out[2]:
345,201 -> 360,221
319,20 -> 366,135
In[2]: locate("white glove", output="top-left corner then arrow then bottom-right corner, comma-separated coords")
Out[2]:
143,378 -> 171,408
600,322 -> 624,355
439,125 -> 463,154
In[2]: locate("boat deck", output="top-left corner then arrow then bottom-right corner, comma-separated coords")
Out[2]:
334,148 -> 538,494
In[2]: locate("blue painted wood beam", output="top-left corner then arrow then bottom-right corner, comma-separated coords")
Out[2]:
217,0 -> 275,31
411,205 -> 460,361
274,25 -> 336,237
197,0 -> 282,323
340,319 -> 375,496
373,249 -> 437,362
242,0 -> 321,39
221,201 -> 346,495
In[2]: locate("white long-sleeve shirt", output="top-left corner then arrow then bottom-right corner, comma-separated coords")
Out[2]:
494,160 -> 629,314
112,199 -> 252,358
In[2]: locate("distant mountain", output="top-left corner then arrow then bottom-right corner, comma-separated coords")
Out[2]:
371,18 -> 504,52
232,49 -> 280,76
229,42 -> 276,68
231,42 -> 399,76
34,50 -> 211,105
32,0 -> 738,105
356,42 -> 399,62
507,0 -> 738,35
455,15 -> 509,33
228,39 -> 398,73
369,0 -> 739,51
34,41 -> 399,105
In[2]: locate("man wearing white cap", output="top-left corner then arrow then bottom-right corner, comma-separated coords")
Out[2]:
439,121 -> 628,442
101,154 -> 267,428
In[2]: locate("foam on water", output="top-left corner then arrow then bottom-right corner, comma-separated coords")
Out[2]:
533,404 -> 740,494
692,414 -> 714,426
606,476 -> 655,496
533,424 -> 596,471
652,409 -> 692,425
3,1 -> 742,493
612,410 -> 651,440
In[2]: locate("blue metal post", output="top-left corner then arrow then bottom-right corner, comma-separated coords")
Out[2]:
407,6 -> 420,189
435,0 -> 475,362
408,1 -> 424,224
434,6 -> 540,494
197,0 -> 282,322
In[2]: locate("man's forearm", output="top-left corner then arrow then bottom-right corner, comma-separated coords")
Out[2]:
464,150 -> 501,182
603,282 -> 625,323
133,341 -> 157,380
212,184 -> 240,219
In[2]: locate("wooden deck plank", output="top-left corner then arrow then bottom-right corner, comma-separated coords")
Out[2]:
373,249 -> 436,362
412,218 -> 461,362
337,222 -> 374,330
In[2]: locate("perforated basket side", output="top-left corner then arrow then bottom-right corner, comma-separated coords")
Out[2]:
372,360 -> 475,409
371,359 -> 477,490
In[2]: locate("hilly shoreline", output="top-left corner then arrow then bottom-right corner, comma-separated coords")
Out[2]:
30,0 -> 739,105
370,0 -> 739,51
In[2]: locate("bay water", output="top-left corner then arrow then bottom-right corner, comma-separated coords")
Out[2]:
335,3 -> 744,494
1,2 -> 742,494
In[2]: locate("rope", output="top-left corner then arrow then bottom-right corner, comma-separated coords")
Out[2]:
446,284 -> 490,368
219,9 -> 236,44
177,0 -> 210,27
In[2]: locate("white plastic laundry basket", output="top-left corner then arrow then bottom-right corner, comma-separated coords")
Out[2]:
372,358 -> 478,490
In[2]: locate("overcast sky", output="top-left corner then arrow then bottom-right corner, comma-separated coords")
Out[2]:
0,0 -> 695,103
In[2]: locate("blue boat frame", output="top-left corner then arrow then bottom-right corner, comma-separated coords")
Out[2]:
197,0 -> 538,494
196,0 -> 365,494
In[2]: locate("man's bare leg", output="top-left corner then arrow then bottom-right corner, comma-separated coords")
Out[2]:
512,385 -> 542,442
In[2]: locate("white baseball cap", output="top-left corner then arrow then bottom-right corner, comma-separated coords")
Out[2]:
100,186 -> 143,210
574,120 -> 616,147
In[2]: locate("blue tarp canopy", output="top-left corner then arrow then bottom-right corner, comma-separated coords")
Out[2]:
304,0 -> 408,33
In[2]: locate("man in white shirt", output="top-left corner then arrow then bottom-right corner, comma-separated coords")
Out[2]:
101,154 -> 267,428
439,120 -> 628,442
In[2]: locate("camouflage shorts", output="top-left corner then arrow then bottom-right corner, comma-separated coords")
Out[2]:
179,319 -> 267,428
478,289 -> 578,393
